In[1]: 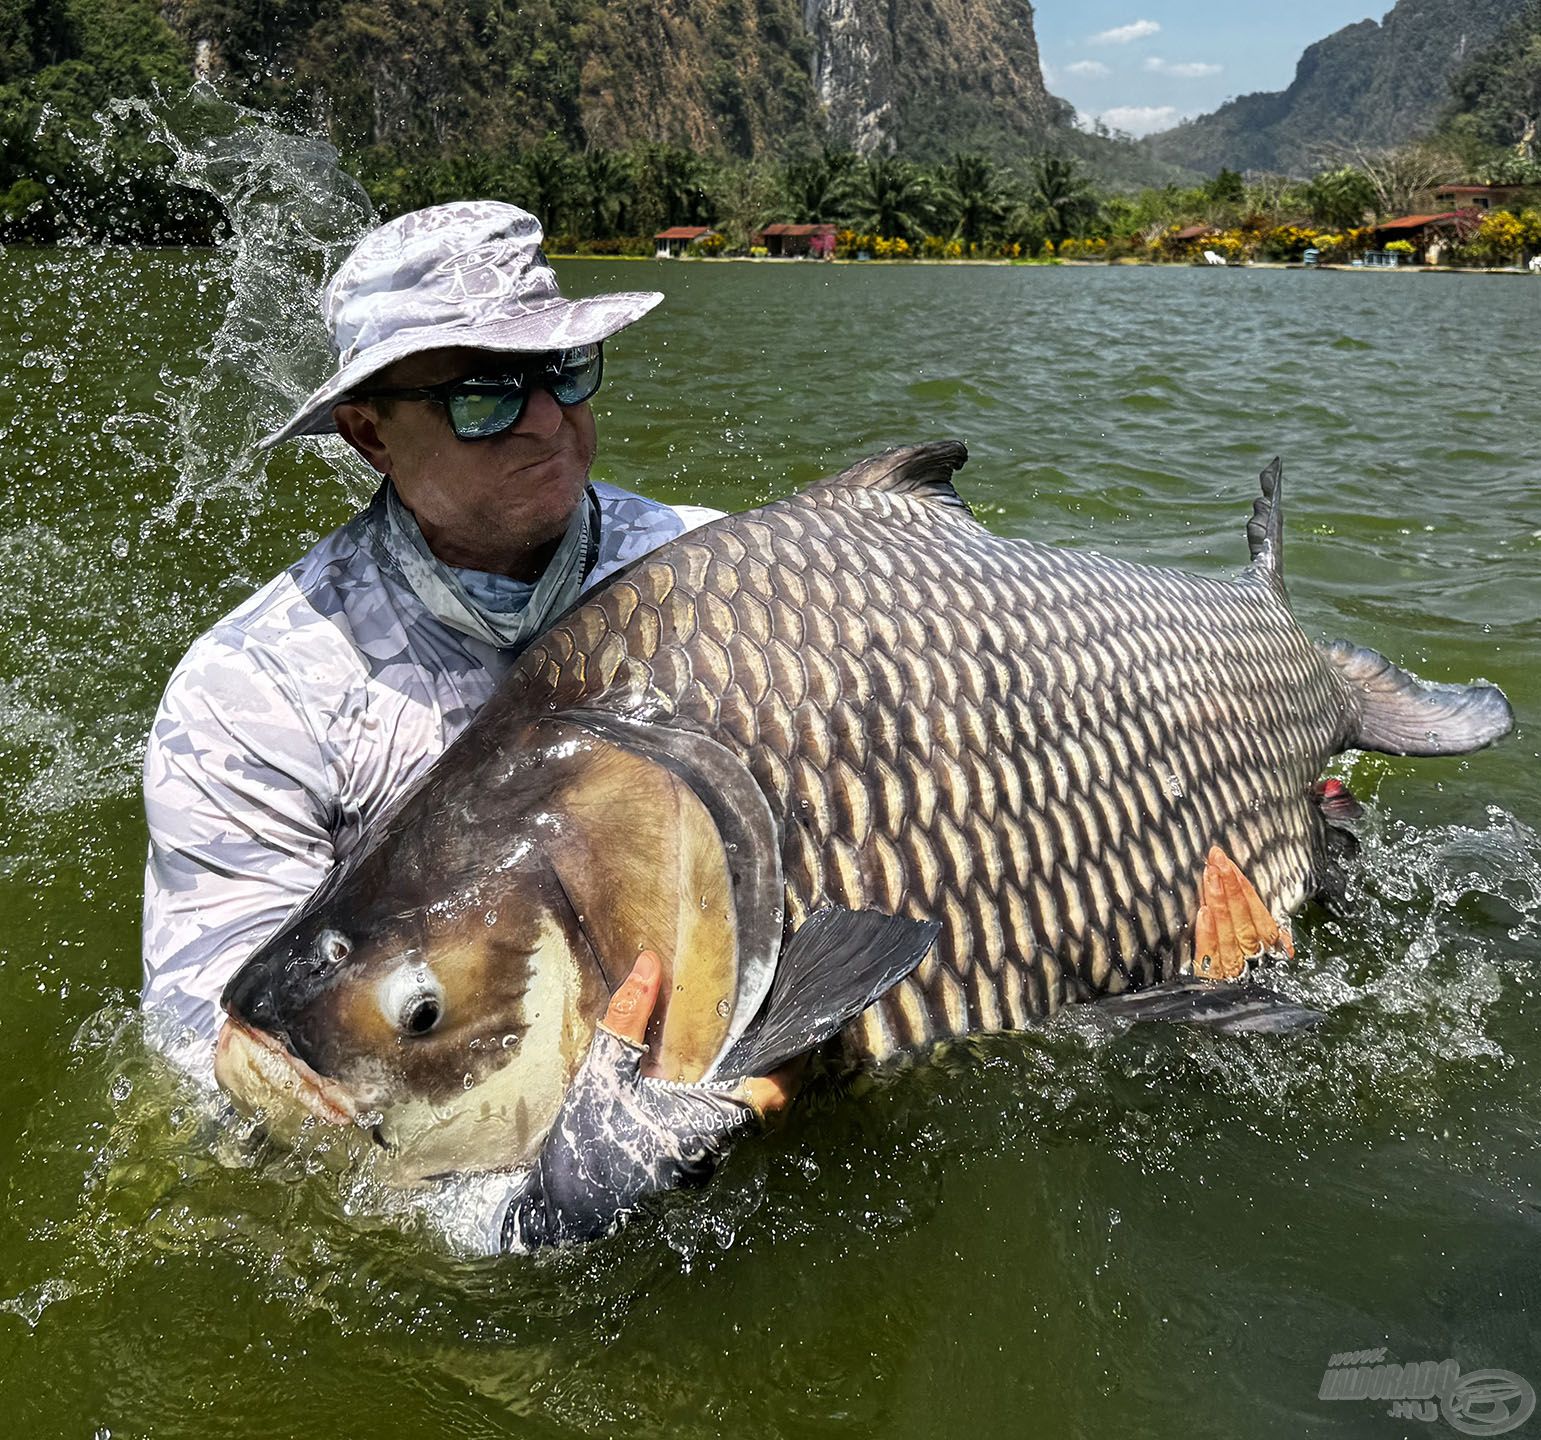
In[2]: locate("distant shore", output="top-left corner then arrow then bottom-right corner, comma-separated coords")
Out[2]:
550,253 -> 1540,276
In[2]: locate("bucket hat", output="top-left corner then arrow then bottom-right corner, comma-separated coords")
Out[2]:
259,201 -> 662,448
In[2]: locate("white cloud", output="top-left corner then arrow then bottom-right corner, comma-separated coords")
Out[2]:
1144,57 -> 1223,78
1090,19 -> 1160,45
1066,59 -> 1112,78
1095,104 -> 1181,137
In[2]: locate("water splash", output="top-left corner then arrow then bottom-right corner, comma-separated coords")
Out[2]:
90,85 -> 376,514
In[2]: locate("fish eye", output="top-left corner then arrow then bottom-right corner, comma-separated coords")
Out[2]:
318,929 -> 351,965
379,966 -> 445,1039
404,996 -> 441,1035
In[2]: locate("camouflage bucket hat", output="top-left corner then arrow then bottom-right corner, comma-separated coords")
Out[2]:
259,201 -> 662,448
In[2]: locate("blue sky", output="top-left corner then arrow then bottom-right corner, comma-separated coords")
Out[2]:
1033,2 -> 1392,136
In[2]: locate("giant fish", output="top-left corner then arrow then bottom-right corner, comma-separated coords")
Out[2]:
213,443 -> 1513,1180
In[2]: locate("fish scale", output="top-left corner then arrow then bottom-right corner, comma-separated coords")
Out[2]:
501,454 -> 1355,1063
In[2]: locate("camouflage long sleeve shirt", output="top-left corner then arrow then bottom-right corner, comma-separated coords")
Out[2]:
142,481 -> 718,1083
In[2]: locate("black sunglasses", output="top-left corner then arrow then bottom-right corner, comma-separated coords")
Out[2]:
360,343 -> 603,441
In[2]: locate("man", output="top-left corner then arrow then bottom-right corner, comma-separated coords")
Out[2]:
143,200 -> 1287,1247
142,201 -> 725,1080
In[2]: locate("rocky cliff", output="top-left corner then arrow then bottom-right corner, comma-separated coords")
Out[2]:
803,0 -> 1067,158
182,0 -> 1067,162
1146,0 -> 1515,175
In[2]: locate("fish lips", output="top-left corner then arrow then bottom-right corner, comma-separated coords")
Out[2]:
220,927 -> 352,1064
217,939 -> 379,1132
213,1017 -> 361,1130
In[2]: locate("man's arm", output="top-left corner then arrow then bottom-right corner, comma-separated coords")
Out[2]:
142,636 -> 336,1080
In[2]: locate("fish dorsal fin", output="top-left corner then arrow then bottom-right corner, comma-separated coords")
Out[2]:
1244,457 -> 1286,592
826,441 -> 973,515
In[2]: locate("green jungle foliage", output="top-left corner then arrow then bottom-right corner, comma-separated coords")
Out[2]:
1,0 -> 1537,260
1146,0 -> 1515,177
1443,0 -> 1541,180
0,0 -> 222,240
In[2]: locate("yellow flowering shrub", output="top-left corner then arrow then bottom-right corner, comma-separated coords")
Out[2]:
1467,210 -> 1526,265
1261,225 -> 1321,261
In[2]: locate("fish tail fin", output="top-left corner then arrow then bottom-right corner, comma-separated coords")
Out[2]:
1244,457 -> 1287,597
1320,639 -> 1514,756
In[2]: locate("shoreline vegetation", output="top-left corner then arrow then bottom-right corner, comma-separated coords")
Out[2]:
3,2 -> 1538,271
548,252 -> 1541,276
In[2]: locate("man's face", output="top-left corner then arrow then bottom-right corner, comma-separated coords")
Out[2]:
333,346 -> 598,575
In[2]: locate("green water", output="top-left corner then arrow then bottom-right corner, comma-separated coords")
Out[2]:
1,244 -> 1538,1439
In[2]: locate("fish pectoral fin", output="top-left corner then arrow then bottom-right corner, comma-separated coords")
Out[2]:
1093,979 -> 1324,1034
709,908 -> 940,1081
1184,845 -> 1294,982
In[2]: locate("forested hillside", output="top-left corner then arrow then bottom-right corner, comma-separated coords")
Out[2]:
172,0 -> 1064,164
2,0 -> 1107,240
1444,0 -> 1541,167
1146,0 -> 1515,175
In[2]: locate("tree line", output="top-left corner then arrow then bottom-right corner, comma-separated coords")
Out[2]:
2,0 -> 1537,261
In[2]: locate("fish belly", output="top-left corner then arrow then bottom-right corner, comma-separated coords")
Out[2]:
512,484 -> 1354,1064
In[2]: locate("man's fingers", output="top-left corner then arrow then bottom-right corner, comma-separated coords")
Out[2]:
1203,853 -> 1238,965
735,1058 -> 805,1119
603,949 -> 662,1045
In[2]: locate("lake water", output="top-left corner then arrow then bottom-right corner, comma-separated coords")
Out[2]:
1,228 -> 1538,1437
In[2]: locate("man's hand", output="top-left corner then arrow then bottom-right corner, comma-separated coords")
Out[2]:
613,950 -> 801,1117
501,950 -> 797,1252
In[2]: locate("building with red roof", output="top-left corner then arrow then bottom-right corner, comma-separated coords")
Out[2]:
756,222 -> 837,258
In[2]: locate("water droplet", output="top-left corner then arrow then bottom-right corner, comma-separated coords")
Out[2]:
462,1073 -> 474,1090
484,910 -> 497,927
716,997 -> 731,1018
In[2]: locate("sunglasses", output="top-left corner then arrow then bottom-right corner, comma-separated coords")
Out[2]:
360,343 -> 603,441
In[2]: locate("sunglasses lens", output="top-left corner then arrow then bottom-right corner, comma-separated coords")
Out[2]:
547,344 -> 603,406
441,344 -> 602,440
447,387 -> 527,439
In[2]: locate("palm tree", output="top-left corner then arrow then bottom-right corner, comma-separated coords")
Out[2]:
1303,165 -> 1379,229
937,153 -> 1012,249
1027,153 -> 1098,241
577,148 -> 633,238
519,137 -> 577,234
780,147 -> 861,220
844,155 -> 937,241
630,142 -> 714,230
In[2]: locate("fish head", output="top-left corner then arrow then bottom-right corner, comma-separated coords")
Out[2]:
214,717 -> 757,1180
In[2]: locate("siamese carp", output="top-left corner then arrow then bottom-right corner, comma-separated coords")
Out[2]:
214,443 -> 1513,1181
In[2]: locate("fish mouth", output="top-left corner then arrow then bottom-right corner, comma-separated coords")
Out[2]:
214,1018 -> 359,1128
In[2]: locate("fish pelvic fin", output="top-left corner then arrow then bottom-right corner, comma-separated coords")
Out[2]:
827,441 -> 974,516
1320,639 -> 1514,756
1093,979 -> 1323,1034
710,907 -> 939,1081
1243,456 -> 1286,596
